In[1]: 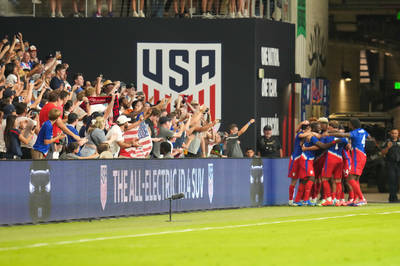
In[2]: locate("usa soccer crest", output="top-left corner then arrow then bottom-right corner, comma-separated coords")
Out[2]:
137,43 -> 222,120
208,163 -> 214,204
100,165 -> 107,211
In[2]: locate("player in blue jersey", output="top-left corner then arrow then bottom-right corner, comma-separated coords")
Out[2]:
297,122 -> 338,206
288,121 -> 311,205
327,118 -> 372,206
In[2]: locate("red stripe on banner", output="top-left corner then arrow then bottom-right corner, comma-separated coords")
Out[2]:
288,84 -> 293,156
187,95 -> 193,103
154,89 -> 159,105
282,116 -> 287,156
199,89 -> 204,105
143,84 -> 148,102
210,84 -> 215,121
165,94 -> 171,113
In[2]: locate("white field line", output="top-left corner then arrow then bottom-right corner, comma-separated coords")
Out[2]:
0,210 -> 399,252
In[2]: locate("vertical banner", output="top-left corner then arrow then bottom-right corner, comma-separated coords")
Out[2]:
323,79 -> 330,117
297,0 -> 306,37
301,78 -> 311,121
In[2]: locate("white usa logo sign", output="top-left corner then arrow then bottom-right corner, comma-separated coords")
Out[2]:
137,43 -> 222,120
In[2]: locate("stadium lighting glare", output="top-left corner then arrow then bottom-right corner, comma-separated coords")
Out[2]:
167,193 -> 185,222
341,71 -> 352,82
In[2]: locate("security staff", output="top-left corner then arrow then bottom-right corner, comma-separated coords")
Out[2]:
381,129 -> 400,203
257,125 -> 282,158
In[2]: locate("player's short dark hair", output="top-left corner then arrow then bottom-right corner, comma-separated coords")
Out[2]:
310,122 -> 320,132
350,118 -> 361,129
229,124 -> 238,131
150,109 -> 161,117
48,91 -> 60,102
15,102 -> 27,115
67,112 -> 78,124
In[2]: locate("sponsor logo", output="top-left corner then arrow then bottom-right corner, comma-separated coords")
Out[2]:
261,47 -> 280,67
137,43 -> 222,120
261,78 -> 278,97
100,165 -> 107,211
208,163 -> 214,203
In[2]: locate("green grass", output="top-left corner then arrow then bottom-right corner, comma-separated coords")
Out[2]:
1,204 -> 400,266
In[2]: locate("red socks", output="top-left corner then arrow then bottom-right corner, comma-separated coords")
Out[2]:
335,183 -> 342,200
295,183 -> 305,202
289,184 -> 295,200
322,180 -> 331,200
303,180 -> 314,201
348,179 -> 364,201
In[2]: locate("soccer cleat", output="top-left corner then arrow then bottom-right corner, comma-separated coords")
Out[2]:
346,200 -> 355,206
311,198 -> 317,204
303,200 -> 316,206
139,10 -> 145,17
335,200 -> 341,207
317,199 -> 326,206
292,201 -> 303,206
288,200 -> 294,206
354,200 -> 367,206
321,200 -> 334,206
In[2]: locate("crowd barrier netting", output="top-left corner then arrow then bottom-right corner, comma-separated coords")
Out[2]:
0,158 -> 290,225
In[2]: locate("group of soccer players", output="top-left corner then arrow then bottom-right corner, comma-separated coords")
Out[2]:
288,117 -> 370,206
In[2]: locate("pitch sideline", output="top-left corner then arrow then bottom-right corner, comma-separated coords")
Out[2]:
1,210 -> 400,252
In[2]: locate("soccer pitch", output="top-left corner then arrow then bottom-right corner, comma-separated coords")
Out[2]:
1,204 -> 400,266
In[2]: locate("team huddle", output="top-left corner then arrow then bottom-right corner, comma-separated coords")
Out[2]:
288,117 -> 370,207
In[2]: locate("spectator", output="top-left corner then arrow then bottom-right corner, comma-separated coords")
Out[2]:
95,0 -> 113,17
1,88 -> 16,118
131,0 -> 145,17
381,129 -> 400,203
32,108 -> 66,159
72,0 -> 85,17
160,141 -> 173,158
256,125 -> 282,158
97,143 -> 113,159
245,147 -> 255,158
225,118 -> 255,157
0,111 -> 6,158
153,116 -> 184,158
49,64 -> 66,90
4,115 -> 34,159
66,113 -> 79,144
106,115 -> 138,158
50,0 -> 64,17
80,116 -> 114,157
60,142 -> 98,159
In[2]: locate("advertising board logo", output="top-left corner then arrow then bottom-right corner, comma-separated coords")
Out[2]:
137,42 -> 222,120
100,165 -> 107,211
208,163 -> 214,203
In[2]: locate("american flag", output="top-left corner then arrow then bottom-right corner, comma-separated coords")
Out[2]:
119,122 -> 153,158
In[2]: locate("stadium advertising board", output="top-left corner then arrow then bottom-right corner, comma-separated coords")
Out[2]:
0,158 -> 290,225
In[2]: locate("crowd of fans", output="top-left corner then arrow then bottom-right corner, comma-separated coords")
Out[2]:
0,33 -> 263,160
43,0 -> 281,19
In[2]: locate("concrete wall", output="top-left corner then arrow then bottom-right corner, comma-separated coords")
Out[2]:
327,43 -> 361,113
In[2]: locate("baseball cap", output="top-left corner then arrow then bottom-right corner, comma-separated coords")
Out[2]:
263,125 -> 272,131
3,88 -> 16,98
318,117 -> 329,124
116,115 -> 131,125
159,116 -> 171,125
103,80 -> 114,87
